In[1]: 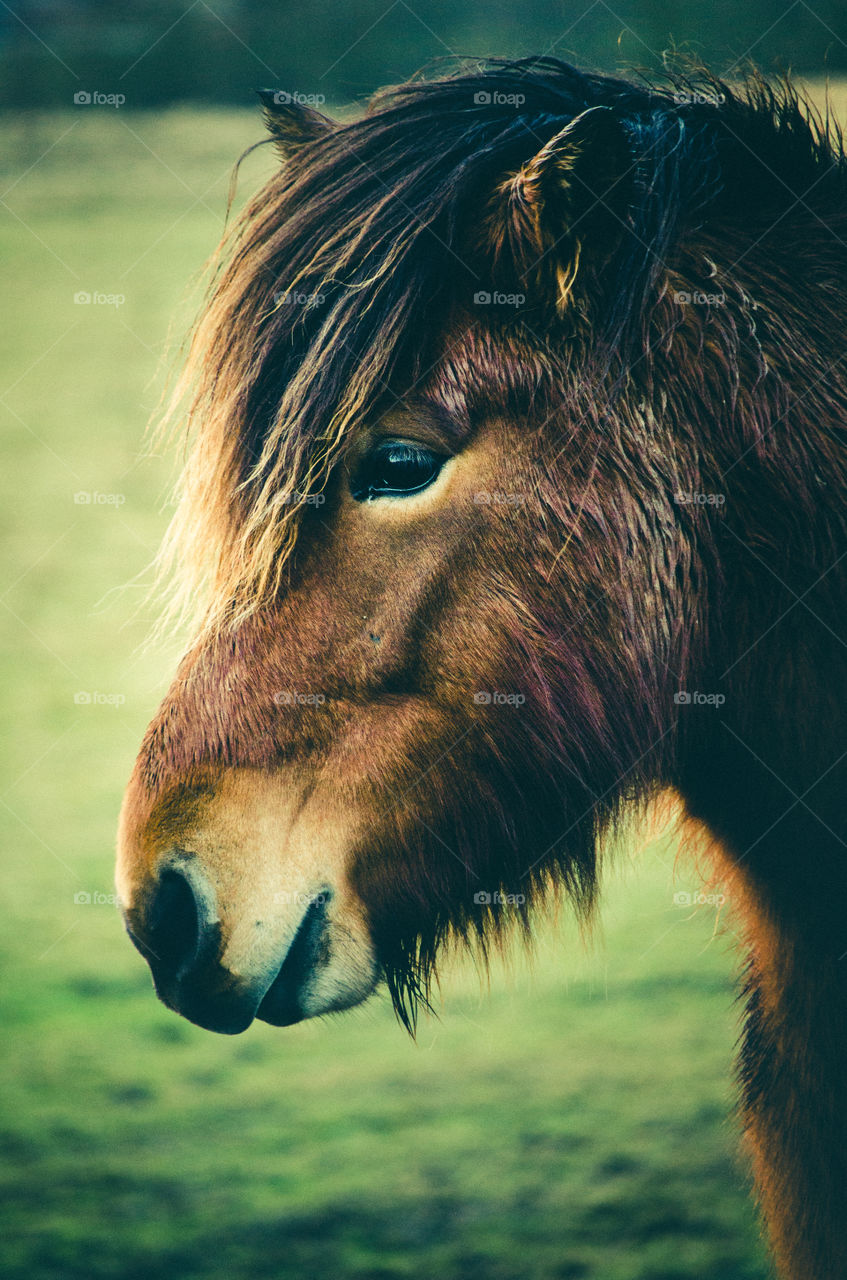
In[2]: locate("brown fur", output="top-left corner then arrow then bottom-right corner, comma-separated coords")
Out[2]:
119,58 -> 847,1278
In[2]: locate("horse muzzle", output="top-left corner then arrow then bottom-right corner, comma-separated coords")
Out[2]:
116,768 -> 379,1034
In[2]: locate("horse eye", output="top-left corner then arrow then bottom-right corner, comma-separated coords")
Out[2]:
351,440 -> 447,502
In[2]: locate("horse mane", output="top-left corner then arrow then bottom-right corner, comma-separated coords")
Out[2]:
153,56 -> 846,639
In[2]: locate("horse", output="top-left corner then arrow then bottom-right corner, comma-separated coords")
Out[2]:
115,57 -> 847,1279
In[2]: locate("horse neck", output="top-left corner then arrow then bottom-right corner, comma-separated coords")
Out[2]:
682,694 -> 847,1279
719,846 -> 847,1279
665,259 -> 847,1274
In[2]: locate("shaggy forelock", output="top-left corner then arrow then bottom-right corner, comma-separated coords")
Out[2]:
153,55 -> 845,638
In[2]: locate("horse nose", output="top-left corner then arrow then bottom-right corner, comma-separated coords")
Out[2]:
123,857 -> 259,1035
127,860 -> 217,984
146,867 -> 203,977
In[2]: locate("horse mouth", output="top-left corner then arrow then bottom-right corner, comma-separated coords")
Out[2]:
255,894 -> 330,1027
133,891 -> 333,1034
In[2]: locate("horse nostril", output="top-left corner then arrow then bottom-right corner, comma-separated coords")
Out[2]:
146,868 -> 201,978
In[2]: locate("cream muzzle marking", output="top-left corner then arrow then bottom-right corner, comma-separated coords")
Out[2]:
117,769 -> 378,1034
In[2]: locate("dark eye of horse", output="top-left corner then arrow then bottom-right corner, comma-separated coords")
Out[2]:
351,440 -> 447,501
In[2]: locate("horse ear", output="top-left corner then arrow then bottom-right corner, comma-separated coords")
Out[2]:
256,89 -> 333,158
488,105 -> 634,311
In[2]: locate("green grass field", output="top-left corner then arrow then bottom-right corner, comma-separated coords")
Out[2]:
3,100 -> 825,1279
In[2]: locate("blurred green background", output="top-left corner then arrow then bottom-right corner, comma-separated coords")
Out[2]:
1,0 -> 846,108
4,6 -> 846,1279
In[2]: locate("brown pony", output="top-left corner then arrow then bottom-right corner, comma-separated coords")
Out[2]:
116,58 -> 847,1279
